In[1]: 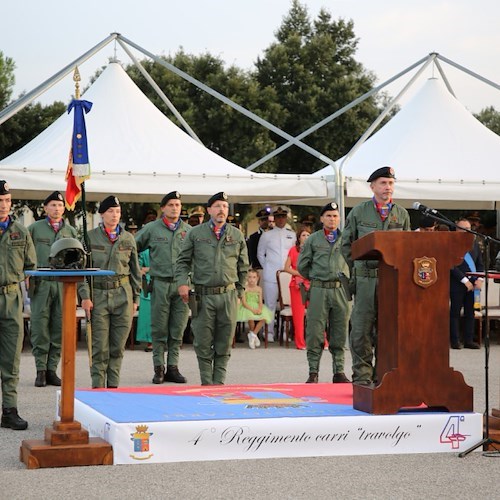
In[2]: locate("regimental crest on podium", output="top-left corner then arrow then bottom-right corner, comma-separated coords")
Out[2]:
130,424 -> 154,460
413,256 -> 438,288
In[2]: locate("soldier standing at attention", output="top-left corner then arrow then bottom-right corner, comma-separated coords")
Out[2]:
79,196 -> 141,389
298,202 -> 351,384
176,192 -> 249,385
135,191 -> 191,384
28,191 -> 77,388
0,180 -> 37,430
341,167 -> 410,385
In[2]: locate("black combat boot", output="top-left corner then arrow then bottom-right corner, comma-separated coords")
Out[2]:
46,370 -> 61,386
152,365 -> 165,384
332,373 -> 350,383
305,373 -> 318,383
1,408 -> 28,430
35,370 -> 46,387
165,365 -> 187,384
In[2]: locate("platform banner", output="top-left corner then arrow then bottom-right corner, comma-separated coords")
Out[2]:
73,398 -> 483,464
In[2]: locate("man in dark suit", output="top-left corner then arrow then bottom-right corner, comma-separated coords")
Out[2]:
450,218 -> 484,349
246,207 -> 272,270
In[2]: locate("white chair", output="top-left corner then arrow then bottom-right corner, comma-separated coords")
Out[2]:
276,270 -> 293,348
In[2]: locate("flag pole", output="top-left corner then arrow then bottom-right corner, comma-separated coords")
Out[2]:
72,67 -> 90,253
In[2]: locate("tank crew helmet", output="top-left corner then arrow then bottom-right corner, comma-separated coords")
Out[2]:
49,238 -> 87,270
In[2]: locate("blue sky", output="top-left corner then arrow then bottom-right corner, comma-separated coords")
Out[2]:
1,0 -> 499,112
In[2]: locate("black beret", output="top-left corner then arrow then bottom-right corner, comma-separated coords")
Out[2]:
160,191 -> 181,206
43,191 -> 64,205
256,207 -> 272,219
273,205 -> 289,216
207,191 -> 228,207
98,195 -> 120,214
367,166 -> 396,182
0,180 -> 10,195
320,202 -> 339,216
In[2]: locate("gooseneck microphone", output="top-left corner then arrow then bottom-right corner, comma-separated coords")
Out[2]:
412,202 -> 439,216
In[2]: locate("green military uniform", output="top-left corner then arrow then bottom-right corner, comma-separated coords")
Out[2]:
175,222 -> 248,385
0,218 -> 36,408
135,218 -> 191,369
28,219 -> 77,373
342,199 -> 410,383
298,229 -> 350,377
78,226 -> 141,388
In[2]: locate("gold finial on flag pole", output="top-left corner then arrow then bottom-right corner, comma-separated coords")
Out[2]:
73,66 -> 81,100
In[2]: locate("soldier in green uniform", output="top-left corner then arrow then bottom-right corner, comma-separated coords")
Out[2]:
0,180 -> 37,430
175,192 -> 249,385
298,202 -> 351,384
28,191 -> 78,388
79,196 -> 141,389
341,167 -> 410,385
135,191 -> 191,384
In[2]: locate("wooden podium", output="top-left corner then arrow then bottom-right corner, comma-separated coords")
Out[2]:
20,270 -> 114,469
351,231 -> 474,414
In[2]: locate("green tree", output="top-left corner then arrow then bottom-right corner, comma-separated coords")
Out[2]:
475,106 -> 500,135
125,51 -> 285,172
253,0 -> 383,173
0,51 -> 15,108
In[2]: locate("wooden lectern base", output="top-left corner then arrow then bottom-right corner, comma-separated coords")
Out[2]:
20,420 -> 113,469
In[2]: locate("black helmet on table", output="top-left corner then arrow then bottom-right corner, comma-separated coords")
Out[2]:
49,238 -> 87,270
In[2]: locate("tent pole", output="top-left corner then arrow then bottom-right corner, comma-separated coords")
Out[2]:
340,54 -> 436,169
433,58 -> 456,97
436,55 -> 500,91
116,39 -> 203,145
0,34 -> 118,126
246,56 -> 429,171
116,35 -> 334,165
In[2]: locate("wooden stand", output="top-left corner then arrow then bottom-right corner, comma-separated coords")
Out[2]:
351,231 -> 474,415
20,273 -> 113,468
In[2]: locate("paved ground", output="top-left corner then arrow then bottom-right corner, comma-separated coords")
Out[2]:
1,337 -> 499,499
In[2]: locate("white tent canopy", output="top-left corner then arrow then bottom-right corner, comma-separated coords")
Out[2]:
314,77 -> 500,209
0,62 -> 328,204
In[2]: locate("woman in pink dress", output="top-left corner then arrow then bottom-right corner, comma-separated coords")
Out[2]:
284,225 -> 312,349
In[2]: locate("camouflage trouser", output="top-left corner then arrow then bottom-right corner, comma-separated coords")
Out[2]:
30,280 -> 62,371
90,285 -> 133,388
0,288 -> 23,408
191,290 -> 238,385
151,279 -> 189,367
349,276 -> 377,383
305,286 -> 349,374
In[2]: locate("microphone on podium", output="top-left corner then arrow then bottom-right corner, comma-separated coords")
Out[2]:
412,202 -> 439,216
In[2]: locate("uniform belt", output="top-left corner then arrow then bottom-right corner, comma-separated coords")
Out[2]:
93,276 -> 130,290
355,268 -> 378,278
195,283 -> 236,295
310,279 -> 341,289
155,277 -> 175,282
0,283 -> 18,294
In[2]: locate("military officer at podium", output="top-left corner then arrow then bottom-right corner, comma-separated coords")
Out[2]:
342,167 -> 410,385
176,192 -> 248,385
79,195 -> 141,389
28,191 -> 78,388
0,180 -> 37,430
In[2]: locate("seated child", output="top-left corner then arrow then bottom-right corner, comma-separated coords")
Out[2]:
237,269 -> 273,349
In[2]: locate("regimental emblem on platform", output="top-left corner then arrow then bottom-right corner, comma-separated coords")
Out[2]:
129,424 -> 154,460
413,256 -> 437,288
440,415 -> 467,449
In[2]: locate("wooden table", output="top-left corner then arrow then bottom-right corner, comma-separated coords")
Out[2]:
20,269 -> 114,469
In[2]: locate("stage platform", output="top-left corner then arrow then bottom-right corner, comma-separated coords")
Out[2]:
65,384 -> 483,464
